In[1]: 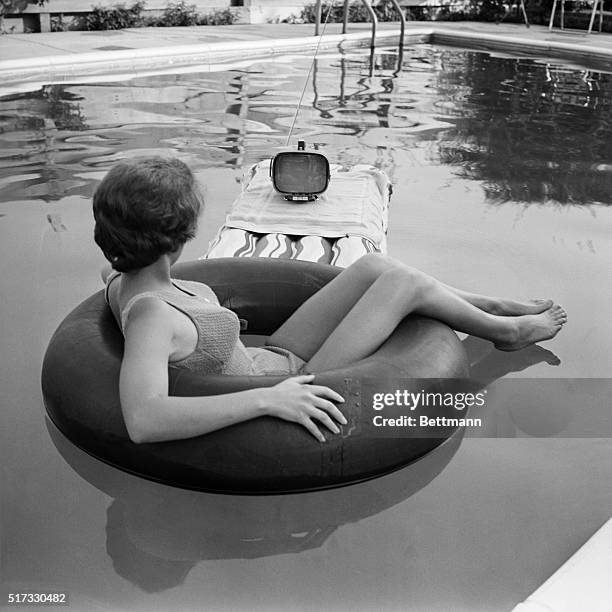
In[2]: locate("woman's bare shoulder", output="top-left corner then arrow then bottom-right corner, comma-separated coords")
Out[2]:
100,264 -> 114,283
122,296 -> 175,337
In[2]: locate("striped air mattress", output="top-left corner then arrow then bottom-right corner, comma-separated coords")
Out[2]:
205,160 -> 391,267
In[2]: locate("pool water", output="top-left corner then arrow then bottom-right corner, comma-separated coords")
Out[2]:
1,45 -> 611,611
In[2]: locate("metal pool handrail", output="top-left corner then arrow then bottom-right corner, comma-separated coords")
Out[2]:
388,0 -> 407,41
314,0 -> 406,48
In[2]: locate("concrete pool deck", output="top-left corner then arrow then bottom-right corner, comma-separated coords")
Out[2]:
1,21 -> 612,94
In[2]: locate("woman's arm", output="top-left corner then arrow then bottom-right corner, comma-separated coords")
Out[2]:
120,298 -> 346,444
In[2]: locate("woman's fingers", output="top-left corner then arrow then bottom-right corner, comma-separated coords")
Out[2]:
299,408 -> 340,442
288,375 -> 345,405
290,374 -> 315,384
308,384 -> 345,404
299,416 -> 326,443
275,376 -> 349,440
308,406 -> 341,434
312,396 -> 347,425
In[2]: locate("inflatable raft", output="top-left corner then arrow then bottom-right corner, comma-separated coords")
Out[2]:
205,161 -> 391,267
42,258 -> 469,494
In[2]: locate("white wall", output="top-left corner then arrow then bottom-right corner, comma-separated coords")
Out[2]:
238,0 -> 310,23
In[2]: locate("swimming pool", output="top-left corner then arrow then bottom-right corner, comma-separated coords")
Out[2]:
1,45 -> 611,610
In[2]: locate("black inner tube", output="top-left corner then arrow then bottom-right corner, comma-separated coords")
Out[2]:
42,258 -> 470,494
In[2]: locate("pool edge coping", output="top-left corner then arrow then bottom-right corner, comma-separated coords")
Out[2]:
1,25 -> 612,95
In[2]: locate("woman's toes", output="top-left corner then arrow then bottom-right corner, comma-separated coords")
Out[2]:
532,298 -> 554,311
552,305 -> 567,321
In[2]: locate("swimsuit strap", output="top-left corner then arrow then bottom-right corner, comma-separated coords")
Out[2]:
104,271 -> 121,305
120,291 -> 169,332
119,289 -> 207,344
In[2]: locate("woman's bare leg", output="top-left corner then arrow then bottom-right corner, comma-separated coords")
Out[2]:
440,284 -> 552,316
266,253 -> 393,360
304,265 -> 567,372
336,255 -> 555,317
267,254 -> 566,366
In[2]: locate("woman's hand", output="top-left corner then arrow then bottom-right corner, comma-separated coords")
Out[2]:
265,374 -> 347,442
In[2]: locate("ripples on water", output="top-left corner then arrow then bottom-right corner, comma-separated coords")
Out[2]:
1,45 -> 611,205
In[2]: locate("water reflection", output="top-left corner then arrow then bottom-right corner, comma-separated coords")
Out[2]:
462,336 -> 561,382
47,419 -> 463,592
434,53 -> 612,204
43,331 -> 571,593
3,46 -> 611,206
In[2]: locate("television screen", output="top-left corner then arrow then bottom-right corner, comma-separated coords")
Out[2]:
273,153 -> 329,194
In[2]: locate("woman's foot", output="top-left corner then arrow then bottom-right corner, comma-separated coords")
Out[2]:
494,305 -> 567,351
446,285 -> 553,316
481,297 -> 553,317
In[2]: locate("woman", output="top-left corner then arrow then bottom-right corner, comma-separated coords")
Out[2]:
95,157 -> 567,444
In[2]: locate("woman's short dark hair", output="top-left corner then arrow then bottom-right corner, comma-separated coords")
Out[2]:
93,157 -> 203,272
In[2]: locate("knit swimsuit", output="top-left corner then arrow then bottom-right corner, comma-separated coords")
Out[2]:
104,272 -> 306,376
